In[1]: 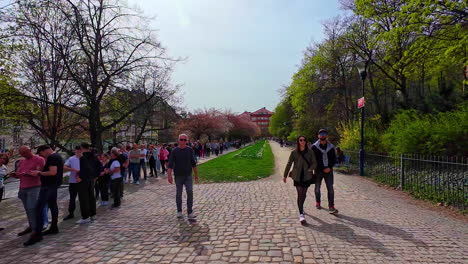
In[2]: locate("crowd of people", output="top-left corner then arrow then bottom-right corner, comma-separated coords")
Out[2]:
0,136 -> 241,247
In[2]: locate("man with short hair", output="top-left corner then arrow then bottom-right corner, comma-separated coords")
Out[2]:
129,144 -> 141,184
24,145 -> 64,246
167,134 -> 199,220
11,146 -> 45,240
311,129 -> 338,214
139,144 -> 148,180
63,146 -> 82,220
77,143 -> 100,224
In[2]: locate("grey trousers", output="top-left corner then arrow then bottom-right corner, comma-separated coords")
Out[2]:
18,186 -> 41,231
175,175 -> 193,214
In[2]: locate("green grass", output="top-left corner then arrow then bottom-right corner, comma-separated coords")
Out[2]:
198,141 -> 275,183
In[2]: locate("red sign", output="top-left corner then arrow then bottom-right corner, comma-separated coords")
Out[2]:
357,97 -> 365,108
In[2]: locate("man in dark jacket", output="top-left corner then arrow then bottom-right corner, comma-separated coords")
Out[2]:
311,129 -> 338,214
76,142 -> 100,224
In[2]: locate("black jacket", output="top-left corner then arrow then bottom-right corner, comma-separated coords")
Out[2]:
312,143 -> 336,170
79,152 -> 101,182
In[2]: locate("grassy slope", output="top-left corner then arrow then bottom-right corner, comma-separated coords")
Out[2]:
198,142 -> 275,183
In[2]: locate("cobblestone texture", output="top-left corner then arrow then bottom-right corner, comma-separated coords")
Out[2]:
0,142 -> 466,263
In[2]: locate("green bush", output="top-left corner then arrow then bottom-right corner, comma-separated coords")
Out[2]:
383,103 -> 468,156
336,116 -> 385,152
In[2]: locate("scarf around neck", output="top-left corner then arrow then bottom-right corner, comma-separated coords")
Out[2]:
313,140 -> 334,167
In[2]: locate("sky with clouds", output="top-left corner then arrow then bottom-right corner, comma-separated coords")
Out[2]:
125,1 -> 342,113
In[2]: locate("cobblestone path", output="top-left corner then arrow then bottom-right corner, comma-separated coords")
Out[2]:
0,142 -> 466,263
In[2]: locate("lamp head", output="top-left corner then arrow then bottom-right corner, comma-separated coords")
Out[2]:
356,60 -> 369,80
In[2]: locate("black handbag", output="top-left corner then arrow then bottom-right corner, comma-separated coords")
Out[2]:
299,151 -> 316,183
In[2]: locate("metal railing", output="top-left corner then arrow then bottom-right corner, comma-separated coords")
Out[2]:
342,150 -> 467,210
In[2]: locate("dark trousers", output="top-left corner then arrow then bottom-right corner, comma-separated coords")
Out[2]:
314,170 -> 335,207
139,159 -> 147,180
129,163 -> 140,182
206,148 -> 211,157
35,186 -> 59,233
98,177 -> 109,201
68,183 -> 79,215
111,177 -> 123,206
175,175 -> 193,214
149,157 -> 157,176
0,187 -> 3,202
160,160 -> 166,174
78,180 -> 96,219
215,149 -> 219,156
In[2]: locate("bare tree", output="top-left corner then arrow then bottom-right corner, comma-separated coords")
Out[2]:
6,0 -> 177,151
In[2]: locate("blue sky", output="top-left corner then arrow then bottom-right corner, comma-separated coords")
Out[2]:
2,0 -> 343,113
126,0 -> 345,113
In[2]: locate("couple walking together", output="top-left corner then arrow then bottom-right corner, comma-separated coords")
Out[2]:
283,129 -> 338,223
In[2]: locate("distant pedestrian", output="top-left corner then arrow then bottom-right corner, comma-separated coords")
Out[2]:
167,134 -> 199,220
0,154 -> 9,232
76,143 -> 100,224
205,142 -> 211,157
159,145 -> 169,175
98,153 -> 110,206
311,129 -> 338,214
139,144 -> 148,180
148,145 -> 158,178
107,149 -> 123,208
121,145 -> 130,183
63,146 -> 82,220
129,144 -> 141,184
335,147 -> 345,164
0,154 -> 7,204
283,136 -> 317,223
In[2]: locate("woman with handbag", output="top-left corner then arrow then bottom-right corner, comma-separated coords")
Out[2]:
283,136 -> 317,223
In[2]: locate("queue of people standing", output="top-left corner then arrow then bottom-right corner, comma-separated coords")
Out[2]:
4,140 -> 187,247
283,129 -> 338,224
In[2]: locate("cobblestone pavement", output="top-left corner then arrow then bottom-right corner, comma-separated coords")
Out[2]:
0,142 -> 466,263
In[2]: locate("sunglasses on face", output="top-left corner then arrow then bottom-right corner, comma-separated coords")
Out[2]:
299,139 -> 307,142
179,138 -> 187,141
319,133 -> 327,136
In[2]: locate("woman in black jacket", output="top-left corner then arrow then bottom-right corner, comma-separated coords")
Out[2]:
283,136 -> 317,223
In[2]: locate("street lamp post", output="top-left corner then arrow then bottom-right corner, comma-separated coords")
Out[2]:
356,60 -> 368,176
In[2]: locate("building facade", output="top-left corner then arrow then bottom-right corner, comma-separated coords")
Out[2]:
239,107 -> 274,136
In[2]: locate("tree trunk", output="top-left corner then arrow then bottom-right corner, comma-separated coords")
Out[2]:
89,104 -> 103,152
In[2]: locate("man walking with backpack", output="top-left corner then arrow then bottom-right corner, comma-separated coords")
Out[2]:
311,129 -> 338,214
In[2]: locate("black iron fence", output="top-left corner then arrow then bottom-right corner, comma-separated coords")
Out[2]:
341,150 -> 467,210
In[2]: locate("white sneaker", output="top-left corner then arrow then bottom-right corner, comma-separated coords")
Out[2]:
100,201 -> 108,206
136,181 -> 140,185
177,212 -> 183,218
90,215 -> 96,221
188,213 -> 197,220
299,214 -> 306,223
76,218 -> 91,224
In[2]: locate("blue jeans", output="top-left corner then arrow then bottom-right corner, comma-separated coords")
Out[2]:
18,187 -> 41,231
129,163 -> 140,183
121,167 -> 127,181
156,158 -> 161,171
43,204 -> 49,227
175,175 -> 193,214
